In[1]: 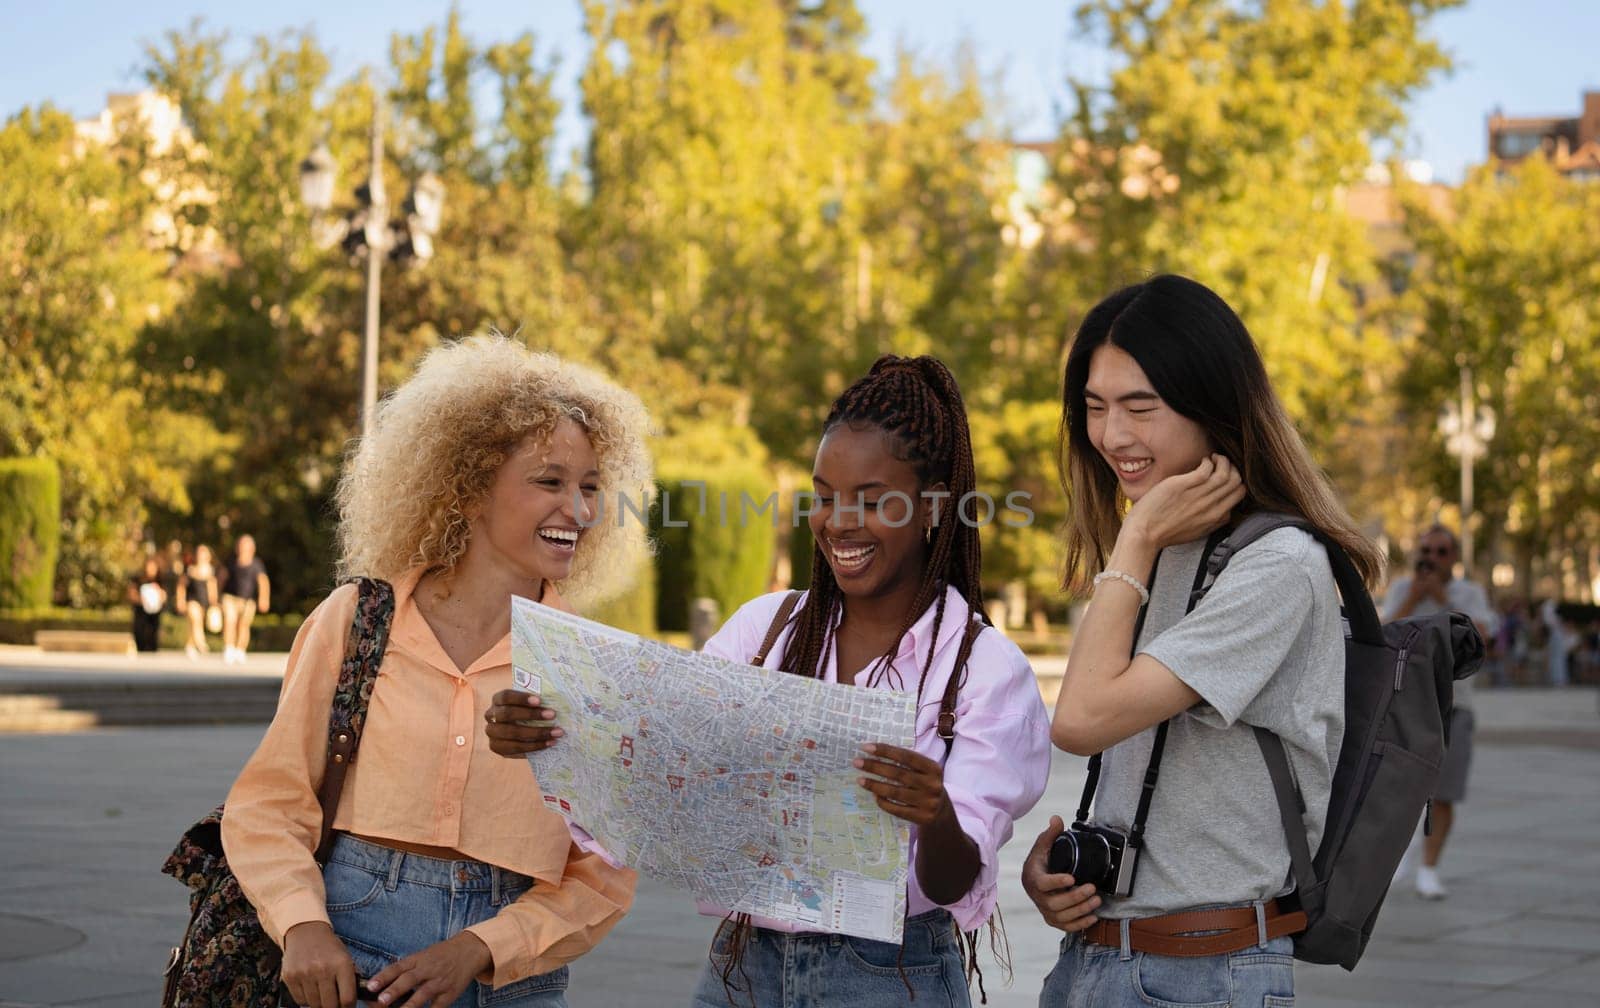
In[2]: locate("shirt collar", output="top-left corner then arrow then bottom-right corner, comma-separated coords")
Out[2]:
390,566 -> 514,677
803,583 -> 977,685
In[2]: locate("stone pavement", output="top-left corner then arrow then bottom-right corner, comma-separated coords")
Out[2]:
1,683 -> 1596,1006
0,645 -> 288,680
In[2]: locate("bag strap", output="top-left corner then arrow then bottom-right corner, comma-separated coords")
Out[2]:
313,577 -> 395,863
1194,511 -> 1382,646
1192,513 -> 1341,902
1252,726 -> 1318,900
1075,528 -> 1227,845
752,591 -> 803,666
938,611 -> 987,755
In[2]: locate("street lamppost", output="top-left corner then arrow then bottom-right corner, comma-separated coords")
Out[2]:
297,89 -> 444,440
1437,358 -> 1496,576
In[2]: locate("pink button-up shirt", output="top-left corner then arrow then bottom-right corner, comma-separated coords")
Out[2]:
693,586 -> 1051,932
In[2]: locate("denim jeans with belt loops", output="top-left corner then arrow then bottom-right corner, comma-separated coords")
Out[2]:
1038,928 -> 1295,1008
320,834 -> 569,1008
689,908 -> 969,1008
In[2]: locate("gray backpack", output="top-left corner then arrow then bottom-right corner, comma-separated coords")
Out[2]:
1194,513 -> 1484,970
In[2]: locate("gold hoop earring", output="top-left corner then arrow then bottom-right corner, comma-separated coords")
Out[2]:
923,524 -> 933,545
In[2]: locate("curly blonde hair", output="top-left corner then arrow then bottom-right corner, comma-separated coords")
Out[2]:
335,335 -> 654,609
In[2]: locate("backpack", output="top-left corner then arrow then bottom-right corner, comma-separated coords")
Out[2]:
1193,513 -> 1484,970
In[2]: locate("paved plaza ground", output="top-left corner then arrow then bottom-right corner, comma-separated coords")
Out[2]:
0,651 -> 1595,1007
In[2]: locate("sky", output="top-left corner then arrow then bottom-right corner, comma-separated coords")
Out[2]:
1,0 -> 1595,184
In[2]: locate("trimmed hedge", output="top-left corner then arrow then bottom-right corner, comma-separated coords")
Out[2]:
787,521 -> 815,590
0,458 -> 61,608
0,607 -> 306,652
652,469 -> 777,632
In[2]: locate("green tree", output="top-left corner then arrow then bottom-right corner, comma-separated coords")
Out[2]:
0,105 -> 218,603
574,0 -> 880,459
141,24 -> 360,607
381,10 -> 599,372
1397,157 -> 1600,593
1023,0 -> 1459,511
140,12 -> 585,608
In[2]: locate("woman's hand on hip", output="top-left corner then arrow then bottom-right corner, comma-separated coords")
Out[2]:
484,689 -> 563,757
280,921 -> 358,1008
365,932 -> 492,1008
1122,454 -> 1245,553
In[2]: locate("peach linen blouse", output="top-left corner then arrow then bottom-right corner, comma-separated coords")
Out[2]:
220,569 -> 637,988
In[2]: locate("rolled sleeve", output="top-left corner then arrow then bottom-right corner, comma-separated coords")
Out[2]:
465,843 -> 637,987
926,639 -> 1051,929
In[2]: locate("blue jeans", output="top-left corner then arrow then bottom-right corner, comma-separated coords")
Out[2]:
690,908 -> 970,1007
321,834 -> 569,1008
1039,930 -> 1294,1007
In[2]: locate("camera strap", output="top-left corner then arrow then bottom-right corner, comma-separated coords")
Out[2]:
1076,528 -> 1229,848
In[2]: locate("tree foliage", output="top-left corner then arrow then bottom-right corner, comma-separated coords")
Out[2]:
18,0 -> 1596,614
0,103 -> 221,603
1024,0 -> 1460,500
1397,157 -> 1600,592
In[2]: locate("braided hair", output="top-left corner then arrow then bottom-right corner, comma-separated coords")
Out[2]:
780,354 -> 985,698
714,355 -> 1005,1005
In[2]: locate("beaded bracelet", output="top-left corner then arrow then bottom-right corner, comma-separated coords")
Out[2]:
1092,569 -> 1150,605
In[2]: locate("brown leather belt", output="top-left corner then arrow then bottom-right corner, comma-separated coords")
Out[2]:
1083,901 -> 1307,957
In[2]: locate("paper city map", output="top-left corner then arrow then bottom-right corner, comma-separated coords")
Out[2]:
510,597 -> 916,943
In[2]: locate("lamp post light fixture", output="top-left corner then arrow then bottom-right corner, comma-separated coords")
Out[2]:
297,142 -> 336,213
1437,360 -> 1496,576
297,88 -> 445,441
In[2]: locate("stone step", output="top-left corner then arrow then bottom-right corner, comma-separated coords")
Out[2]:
0,679 -> 283,733
0,708 -> 100,733
33,629 -> 136,654
0,694 -> 64,715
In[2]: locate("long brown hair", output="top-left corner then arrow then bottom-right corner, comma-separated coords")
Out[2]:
1059,274 -> 1383,594
715,354 -> 1005,1003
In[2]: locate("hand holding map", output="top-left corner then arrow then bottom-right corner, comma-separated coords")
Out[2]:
510,596 -> 917,942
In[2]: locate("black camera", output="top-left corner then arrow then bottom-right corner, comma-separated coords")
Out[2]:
1047,821 -> 1139,897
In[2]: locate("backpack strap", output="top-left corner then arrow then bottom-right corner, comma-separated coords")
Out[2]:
1195,512 -> 1383,647
937,612 -> 987,755
752,591 -> 803,666
1252,726 -> 1318,903
1192,514 -> 1365,909
313,577 -> 395,863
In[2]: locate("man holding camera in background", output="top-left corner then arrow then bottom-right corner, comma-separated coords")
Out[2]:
1383,523 -> 1494,900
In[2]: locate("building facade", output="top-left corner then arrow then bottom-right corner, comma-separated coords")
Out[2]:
1487,91 -> 1600,181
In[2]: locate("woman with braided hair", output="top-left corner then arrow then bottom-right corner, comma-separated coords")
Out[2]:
687,354 -> 1049,1007
491,354 -> 1050,1005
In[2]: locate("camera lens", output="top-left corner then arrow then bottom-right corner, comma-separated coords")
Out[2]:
1051,829 -> 1112,887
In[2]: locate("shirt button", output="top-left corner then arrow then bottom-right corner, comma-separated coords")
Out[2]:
443,804 -> 454,815
455,735 -> 466,746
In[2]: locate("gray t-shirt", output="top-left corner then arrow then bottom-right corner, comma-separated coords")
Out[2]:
1091,527 -> 1345,919
1380,575 -> 1494,712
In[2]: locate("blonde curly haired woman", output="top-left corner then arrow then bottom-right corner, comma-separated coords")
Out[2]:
221,335 -> 653,1008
